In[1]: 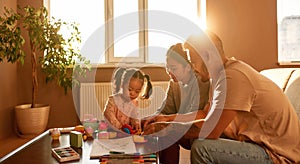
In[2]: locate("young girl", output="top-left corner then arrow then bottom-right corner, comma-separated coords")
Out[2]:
103,67 -> 152,133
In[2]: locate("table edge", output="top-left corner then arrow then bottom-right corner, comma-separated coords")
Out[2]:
0,130 -> 50,163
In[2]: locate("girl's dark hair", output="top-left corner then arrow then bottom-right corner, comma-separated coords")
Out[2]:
112,67 -> 126,94
112,67 -> 152,99
166,43 -> 191,66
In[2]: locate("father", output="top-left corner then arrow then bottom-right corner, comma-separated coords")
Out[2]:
143,30 -> 300,164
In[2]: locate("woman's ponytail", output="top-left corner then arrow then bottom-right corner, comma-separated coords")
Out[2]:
142,74 -> 152,99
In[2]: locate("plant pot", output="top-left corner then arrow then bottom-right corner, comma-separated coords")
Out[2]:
15,104 -> 50,137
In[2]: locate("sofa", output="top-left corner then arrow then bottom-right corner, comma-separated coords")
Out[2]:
260,68 -> 300,119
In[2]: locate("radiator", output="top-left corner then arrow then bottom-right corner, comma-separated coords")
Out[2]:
80,81 -> 169,121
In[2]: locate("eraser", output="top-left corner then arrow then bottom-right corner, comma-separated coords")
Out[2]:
70,131 -> 82,148
98,131 -> 109,139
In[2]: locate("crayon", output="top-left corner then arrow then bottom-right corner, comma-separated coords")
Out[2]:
109,151 -> 125,154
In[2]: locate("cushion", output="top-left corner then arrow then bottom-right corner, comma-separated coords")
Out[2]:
260,68 -> 295,91
284,69 -> 300,119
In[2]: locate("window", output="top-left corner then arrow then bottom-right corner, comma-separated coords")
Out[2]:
277,0 -> 300,65
47,0 -> 206,65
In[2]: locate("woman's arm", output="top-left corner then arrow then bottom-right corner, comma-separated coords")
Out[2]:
158,80 -> 180,114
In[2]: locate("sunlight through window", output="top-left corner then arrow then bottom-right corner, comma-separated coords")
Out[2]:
48,0 -> 206,65
277,0 -> 300,64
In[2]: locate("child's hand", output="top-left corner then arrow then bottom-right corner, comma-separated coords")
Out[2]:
122,124 -> 135,134
133,122 -> 141,133
135,128 -> 142,135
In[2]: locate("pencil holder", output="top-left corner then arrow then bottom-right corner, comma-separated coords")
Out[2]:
51,128 -> 61,140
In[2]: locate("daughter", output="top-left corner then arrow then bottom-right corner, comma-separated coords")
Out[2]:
103,67 -> 152,133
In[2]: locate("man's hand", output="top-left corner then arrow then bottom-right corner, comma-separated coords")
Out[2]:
141,114 -> 172,130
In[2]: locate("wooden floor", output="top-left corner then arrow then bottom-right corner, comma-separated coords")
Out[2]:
0,136 -> 32,158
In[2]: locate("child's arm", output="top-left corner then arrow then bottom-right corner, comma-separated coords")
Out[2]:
130,107 -> 141,132
103,97 -> 122,129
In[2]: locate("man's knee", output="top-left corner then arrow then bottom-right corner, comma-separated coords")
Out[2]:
191,139 -> 209,152
190,139 -> 212,164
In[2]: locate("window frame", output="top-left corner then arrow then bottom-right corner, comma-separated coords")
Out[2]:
106,0 -> 146,63
46,0 -> 205,66
277,0 -> 300,65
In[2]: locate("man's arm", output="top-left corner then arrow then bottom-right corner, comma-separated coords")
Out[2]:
142,108 -> 237,139
184,109 -> 237,139
142,103 -> 208,134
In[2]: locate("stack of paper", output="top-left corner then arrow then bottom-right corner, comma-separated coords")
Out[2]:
90,136 -> 137,158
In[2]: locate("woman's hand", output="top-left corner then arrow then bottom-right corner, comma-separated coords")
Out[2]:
142,121 -> 171,136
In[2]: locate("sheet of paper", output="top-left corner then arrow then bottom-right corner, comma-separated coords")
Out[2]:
90,136 -> 137,158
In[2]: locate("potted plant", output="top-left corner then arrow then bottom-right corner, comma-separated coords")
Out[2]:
0,6 -> 91,137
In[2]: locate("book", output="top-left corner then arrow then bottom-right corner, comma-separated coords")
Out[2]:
51,146 -> 80,162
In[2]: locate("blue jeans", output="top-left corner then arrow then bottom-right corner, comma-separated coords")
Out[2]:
190,138 -> 273,164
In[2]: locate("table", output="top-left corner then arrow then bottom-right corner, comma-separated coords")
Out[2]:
0,130 -> 159,164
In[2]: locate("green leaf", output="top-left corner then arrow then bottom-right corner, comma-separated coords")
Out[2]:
1,5 -> 91,99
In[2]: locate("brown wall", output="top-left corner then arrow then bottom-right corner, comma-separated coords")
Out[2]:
0,0 -> 19,139
0,0 -> 298,140
207,0 -> 279,71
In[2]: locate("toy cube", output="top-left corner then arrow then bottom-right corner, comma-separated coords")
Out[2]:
70,131 -> 82,148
